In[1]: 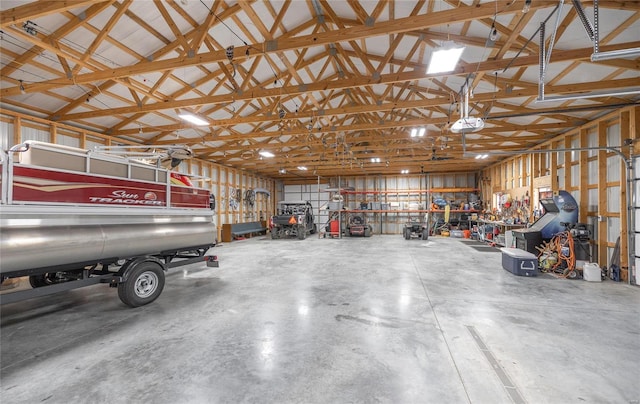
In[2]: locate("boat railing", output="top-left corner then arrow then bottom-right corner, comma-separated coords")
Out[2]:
4,141 -> 212,210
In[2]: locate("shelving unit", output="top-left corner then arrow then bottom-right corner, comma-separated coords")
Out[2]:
341,188 -> 477,210
338,188 -> 480,235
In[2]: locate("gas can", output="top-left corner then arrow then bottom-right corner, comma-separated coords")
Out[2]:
330,220 -> 339,234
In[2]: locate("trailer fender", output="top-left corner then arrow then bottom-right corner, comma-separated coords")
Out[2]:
118,256 -> 167,282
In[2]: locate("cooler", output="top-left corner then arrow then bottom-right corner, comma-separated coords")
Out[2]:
500,248 -> 538,277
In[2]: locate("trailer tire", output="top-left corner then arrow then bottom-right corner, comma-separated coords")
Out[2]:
29,274 -> 54,288
297,225 -> 306,240
422,230 -> 429,240
118,262 -> 165,307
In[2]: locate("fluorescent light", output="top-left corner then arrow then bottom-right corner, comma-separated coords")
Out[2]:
418,128 -> 426,137
259,150 -> 275,158
427,44 -> 465,74
178,112 -> 208,126
401,169 -> 409,174
370,157 -> 381,163
410,128 -> 417,138
297,166 -> 307,171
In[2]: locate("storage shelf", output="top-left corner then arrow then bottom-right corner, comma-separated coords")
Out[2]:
344,209 -> 480,213
341,188 -> 478,195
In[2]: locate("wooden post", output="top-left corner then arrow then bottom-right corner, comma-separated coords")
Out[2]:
564,135 -> 571,192
597,121 -> 608,266
50,124 -> 57,144
620,110 -> 631,273
550,143 -> 559,191
579,129 -> 589,223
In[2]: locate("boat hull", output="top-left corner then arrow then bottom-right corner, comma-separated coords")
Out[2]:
0,206 -> 215,275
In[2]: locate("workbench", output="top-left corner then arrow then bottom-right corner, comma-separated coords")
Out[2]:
477,219 -> 527,247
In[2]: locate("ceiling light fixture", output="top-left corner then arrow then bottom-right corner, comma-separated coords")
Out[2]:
18,80 -> 26,94
370,157 -> 381,163
427,42 -> 465,74
259,150 -> 275,158
489,25 -> 498,42
297,166 -> 307,171
401,169 -> 409,174
178,111 -> 208,126
410,128 -> 426,138
475,154 -> 489,159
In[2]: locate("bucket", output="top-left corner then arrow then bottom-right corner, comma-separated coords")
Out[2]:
583,263 -> 602,282
463,230 -> 471,238
441,230 -> 450,237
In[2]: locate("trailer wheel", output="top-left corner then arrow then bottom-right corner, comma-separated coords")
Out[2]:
297,225 -> 306,240
422,230 -> 429,240
404,228 -> 411,240
118,262 -> 165,307
29,274 -> 52,288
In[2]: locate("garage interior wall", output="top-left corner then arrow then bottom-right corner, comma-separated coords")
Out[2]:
480,105 -> 640,282
0,111 -> 276,242
279,183 -> 331,229
279,172 -> 477,235
3,105 -> 638,279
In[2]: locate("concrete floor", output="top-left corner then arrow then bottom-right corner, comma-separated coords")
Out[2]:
1,235 -> 639,404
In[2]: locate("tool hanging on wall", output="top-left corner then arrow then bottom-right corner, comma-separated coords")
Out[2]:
244,189 -> 256,207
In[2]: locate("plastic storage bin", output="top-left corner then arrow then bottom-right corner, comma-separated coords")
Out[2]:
500,248 -> 538,277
